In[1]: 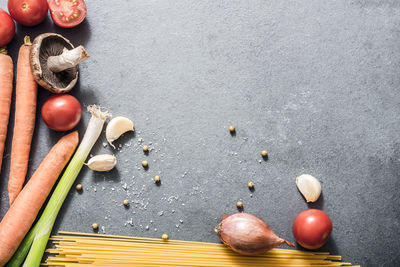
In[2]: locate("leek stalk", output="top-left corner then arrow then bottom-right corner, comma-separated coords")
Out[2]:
6,105 -> 110,267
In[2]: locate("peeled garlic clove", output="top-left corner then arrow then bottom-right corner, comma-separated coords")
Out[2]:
106,116 -> 134,148
86,154 -> 117,172
296,174 -> 321,202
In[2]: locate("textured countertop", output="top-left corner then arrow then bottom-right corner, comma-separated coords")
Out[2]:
1,1 -> 399,266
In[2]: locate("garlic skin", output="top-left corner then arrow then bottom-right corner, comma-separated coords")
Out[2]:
106,116 -> 134,148
296,174 -> 321,202
86,154 -> 117,172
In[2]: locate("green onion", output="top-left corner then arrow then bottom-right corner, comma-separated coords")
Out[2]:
6,105 -> 110,267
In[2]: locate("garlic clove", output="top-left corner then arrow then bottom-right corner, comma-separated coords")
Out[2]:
296,174 -> 322,202
86,154 -> 117,172
106,116 -> 134,148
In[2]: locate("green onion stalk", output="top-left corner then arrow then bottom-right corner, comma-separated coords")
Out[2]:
6,105 -> 111,267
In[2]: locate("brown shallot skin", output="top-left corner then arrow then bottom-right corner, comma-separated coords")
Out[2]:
215,213 -> 295,255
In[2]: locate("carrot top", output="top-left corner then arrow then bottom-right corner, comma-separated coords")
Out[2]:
24,36 -> 32,46
0,47 -> 7,55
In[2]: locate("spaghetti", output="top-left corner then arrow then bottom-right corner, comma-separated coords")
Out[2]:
44,231 -> 359,266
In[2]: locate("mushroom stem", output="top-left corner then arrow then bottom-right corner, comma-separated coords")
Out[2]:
47,46 -> 89,73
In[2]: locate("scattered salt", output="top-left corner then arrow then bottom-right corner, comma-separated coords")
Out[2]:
167,196 -> 179,203
126,218 -> 134,226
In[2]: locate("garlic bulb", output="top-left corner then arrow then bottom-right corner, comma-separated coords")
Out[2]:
106,116 -> 134,148
296,174 -> 321,202
86,154 -> 117,172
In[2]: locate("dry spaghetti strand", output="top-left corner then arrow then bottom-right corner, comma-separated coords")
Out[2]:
44,231 -> 359,267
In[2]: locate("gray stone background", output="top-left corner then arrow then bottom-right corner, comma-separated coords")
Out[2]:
1,0 -> 400,266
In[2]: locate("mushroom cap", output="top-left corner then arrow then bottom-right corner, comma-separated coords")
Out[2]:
30,33 -> 78,93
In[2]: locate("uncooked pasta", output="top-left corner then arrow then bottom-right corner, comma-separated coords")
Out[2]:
43,231 -> 359,267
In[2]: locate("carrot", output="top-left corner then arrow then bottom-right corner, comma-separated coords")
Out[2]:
8,37 -> 38,205
0,131 -> 79,266
0,47 -> 13,173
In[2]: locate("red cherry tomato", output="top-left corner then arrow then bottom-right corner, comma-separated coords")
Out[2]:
41,95 -> 82,132
0,9 -> 15,46
48,0 -> 87,28
8,0 -> 48,27
292,209 -> 332,250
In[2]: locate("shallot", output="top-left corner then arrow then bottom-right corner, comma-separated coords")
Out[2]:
215,213 -> 295,255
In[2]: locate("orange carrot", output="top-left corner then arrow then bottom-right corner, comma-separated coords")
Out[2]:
0,131 -> 79,265
8,37 -> 38,205
0,47 -> 13,173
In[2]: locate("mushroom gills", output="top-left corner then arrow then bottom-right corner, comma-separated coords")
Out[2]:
47,46 -> 89,73
30,33 -> 89,93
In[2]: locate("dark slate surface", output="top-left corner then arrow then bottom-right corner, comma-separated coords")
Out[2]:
1,1 -> 400,266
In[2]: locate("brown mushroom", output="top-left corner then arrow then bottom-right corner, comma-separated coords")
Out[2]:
30,33 -> 89,93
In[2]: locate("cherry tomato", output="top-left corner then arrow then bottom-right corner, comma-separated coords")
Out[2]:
292,209 -> 332,250
8,0 -> 48,26
48,0 -> 87,28
0,9 -> 15,46
41,95 -> 82,132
